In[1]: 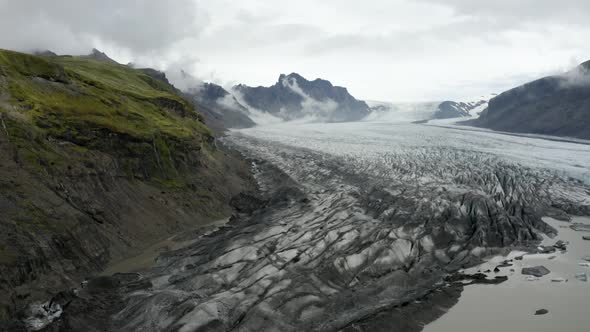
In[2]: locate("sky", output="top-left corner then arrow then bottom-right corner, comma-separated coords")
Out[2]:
1,0 -> 590,102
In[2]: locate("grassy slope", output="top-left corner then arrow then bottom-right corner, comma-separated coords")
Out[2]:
0,50 -> 252,321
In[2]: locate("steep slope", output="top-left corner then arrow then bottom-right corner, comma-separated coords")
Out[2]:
184,82 -> 255,132
0,49 -> 253,323
234,73 -> 370,122
467,61 -> 590,139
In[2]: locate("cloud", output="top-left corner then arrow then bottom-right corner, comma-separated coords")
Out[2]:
1,0 -> 589,101
559,63 -> 590,88
279,76 -> 338,121
415,0 -> 590,25
0,0 -> 206,55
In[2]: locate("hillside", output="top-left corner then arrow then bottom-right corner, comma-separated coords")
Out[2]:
234,73 -> 370,122
0,49 -> 253,323
467,61 -> 590,139
184,82 -> 255,132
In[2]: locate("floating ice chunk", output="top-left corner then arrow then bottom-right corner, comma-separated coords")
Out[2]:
579,262 -> 590,267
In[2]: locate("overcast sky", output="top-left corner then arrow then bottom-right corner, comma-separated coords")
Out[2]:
1,0 -> 590,101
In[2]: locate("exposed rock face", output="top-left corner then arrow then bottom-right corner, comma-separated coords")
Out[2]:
185,82 -> 256,132
234,73 -> 370,122
0,50 -> 254,325
433,99 -> 488,119
467,60 -> 590,139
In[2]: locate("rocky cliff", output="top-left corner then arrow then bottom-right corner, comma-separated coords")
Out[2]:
234,73 -> 370,122
0,49 -> 254,324
467,61 -> 590,139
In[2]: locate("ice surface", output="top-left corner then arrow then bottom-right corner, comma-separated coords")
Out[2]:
233,121 -> 590,184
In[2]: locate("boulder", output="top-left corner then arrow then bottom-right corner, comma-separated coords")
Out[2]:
522,266 -> 551,277
553,240 -> 567,250
535,309 -> 549,315
537,246 -> 556,254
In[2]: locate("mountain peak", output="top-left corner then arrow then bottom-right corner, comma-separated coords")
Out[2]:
84,48 -> 118,64
278,72 -> 307,84
33,49 -> 57,57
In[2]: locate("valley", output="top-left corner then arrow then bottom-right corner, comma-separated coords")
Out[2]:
38,120 -> 589,331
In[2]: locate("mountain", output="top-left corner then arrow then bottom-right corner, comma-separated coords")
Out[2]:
0,49 -> 253,323
80,48 -> 119,64
185,82 -> 255,132
234,73 -> 370,122
365,96 -> 493,122
365,101 -> 441,122
433,97 -> 491,119
466,61 -> 590,139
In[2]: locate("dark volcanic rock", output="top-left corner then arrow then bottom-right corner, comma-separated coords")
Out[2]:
234,73 -> 370,122
466,60 -> 590,139
522,266 -> 551,277
535,309 -> 549,315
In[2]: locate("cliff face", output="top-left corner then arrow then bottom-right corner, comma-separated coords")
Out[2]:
234,73 -> 370,122
0,50 -> 254,322
467,61 -> 590,139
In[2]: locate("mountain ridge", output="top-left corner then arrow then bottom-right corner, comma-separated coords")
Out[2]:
233,73 -> 370,122
466,61 -> 590,139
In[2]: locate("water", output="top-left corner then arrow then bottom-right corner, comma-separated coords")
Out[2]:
425,216 -> 590,332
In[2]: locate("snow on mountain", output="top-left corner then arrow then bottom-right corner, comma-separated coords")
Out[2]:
365,94 -> 496,123
364,100 -> 441,122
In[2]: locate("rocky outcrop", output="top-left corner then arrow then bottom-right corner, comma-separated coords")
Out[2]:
467,60 -> 590,139
234,73 -> 370,122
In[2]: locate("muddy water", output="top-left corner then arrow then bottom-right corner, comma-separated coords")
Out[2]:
425,216 -> 590,332
100,218 -> 229,276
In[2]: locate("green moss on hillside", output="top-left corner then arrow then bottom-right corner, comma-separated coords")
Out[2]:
0,49 -> 214,182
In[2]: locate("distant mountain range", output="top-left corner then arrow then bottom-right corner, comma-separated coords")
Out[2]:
365,96 -> 493,123
38,48 -> 590,138
433,98 -> 491,119
466,61 -> 590,139
233,73 -> 370,122
184,82 -> 255,132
